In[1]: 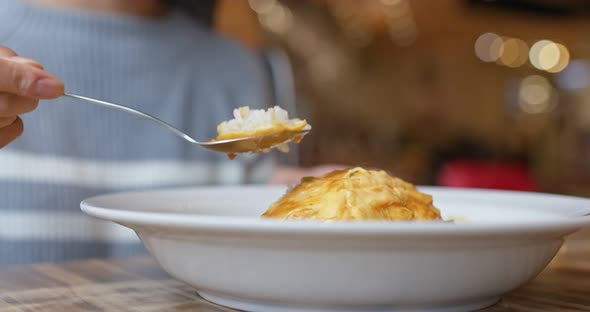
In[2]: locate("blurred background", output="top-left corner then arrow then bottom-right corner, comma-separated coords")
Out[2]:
215,0 -> 590,196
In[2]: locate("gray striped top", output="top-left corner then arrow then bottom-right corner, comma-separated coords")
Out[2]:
0,0 -> 275,265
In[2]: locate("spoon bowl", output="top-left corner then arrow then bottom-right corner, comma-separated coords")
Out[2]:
200,127 -> 310,154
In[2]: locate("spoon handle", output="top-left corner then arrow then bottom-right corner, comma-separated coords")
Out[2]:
63,92 -> 198,144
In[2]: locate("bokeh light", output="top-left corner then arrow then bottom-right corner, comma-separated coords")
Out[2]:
529,40 -> 570,72
498,38 -> 529,68
518,75 -> 557,114
556,60 -> 590,90
475,32 -> 503,62
546,43 -> 570,73
529,40 -> 552,70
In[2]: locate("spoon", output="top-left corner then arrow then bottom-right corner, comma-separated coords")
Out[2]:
63,93 -> 311,154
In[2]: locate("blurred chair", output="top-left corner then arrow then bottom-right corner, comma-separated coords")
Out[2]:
437,160 -> 536,191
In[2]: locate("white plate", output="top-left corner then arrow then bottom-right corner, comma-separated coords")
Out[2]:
81,186 -> 590,312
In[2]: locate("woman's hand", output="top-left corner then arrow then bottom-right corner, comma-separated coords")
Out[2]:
0,46 -> 64,148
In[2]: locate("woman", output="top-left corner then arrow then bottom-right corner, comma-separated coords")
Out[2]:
0,0 -> 329,265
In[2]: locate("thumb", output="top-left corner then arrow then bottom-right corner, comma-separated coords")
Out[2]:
0,57 -> 64,99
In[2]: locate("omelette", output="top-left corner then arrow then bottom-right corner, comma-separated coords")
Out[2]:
262,167 -> 442,221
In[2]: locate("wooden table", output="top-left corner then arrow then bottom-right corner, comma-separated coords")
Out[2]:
1,231 -> 589,312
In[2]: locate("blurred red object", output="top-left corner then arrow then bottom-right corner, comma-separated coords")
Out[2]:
437,160 -> 536,191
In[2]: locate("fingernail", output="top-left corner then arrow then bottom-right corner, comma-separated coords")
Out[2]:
33,78 -> 64,98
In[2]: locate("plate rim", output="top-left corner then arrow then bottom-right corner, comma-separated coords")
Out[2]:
80,186 -> 590,237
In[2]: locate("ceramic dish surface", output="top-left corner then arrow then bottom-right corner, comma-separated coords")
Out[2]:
81,186 -> 590,312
